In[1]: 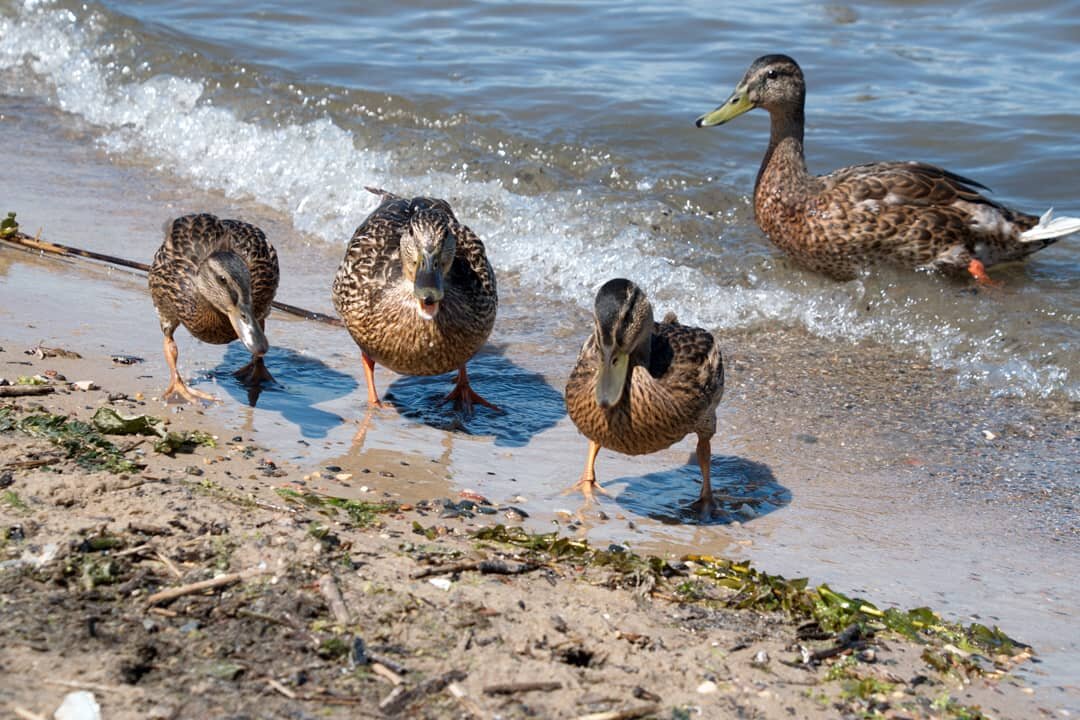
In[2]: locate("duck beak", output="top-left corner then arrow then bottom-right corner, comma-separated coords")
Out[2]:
696,83 -> 753,127
228,304 -> 269,357
413,251 -> 445,321
595,345 -> 630,409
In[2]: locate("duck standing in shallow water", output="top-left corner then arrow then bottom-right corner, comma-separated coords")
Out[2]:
565,279 -> 724,515
696,54 -> 1080,283
149,213 -> 279,404
332,188 -> 498,414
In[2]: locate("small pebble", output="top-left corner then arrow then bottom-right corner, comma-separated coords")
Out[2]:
696,680 -> 718,694
752,649 -> 770,666
857,648 -> 877,663
335,473 -> 353,481
428,577 -> 452,591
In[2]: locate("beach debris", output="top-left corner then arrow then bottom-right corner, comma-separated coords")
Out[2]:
482,681 -> 563,695
569,704 -> 661,720
90,407 -> 214,455
71,380 -> 98,392
696,680 -> 718,694
52,691 -> 101,720
110,354 -> 144,365
428,577 -> 452,591
412,558 -> 540,579
274,487 -> 397,527
751,649 -> 770,667
318,573 -> 351,626
379,669 -> 467,716
0,384 -> 56,397
459,489 -> 491,505
0,211 -> 17,238
982,430 -> 997,440
25,344 -> 82,360
631,686 -> 660,702
146,565 -> 267,606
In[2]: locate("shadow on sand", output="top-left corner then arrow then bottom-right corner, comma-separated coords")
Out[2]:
613,453 -> 790,526
210,344 -> 356,439
385,347 -> 566,448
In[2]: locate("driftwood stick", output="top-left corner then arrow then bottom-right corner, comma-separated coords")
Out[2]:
570,705 -> 661,720
447,682 -> 486,719
371,661 -> 405,685
1,230 -> 343,327
0,385 -> 55,397
412,559 -> 539,579
146,567 -> 264,605
318,573 -> 351,626
155,550 -> 184,580
12,707 -> 47,720
483,681 -> 563,695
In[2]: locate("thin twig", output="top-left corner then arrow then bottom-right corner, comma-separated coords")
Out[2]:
266,678 -> 297,699
146,567 -> 265,605
379,670 -> 468,716
447,682 -> 486,719
42,678 -> 126,693
155,550 -> 184,580
371,661 -> 405,685
1,456 -> 60,470
483,681 -> 563,695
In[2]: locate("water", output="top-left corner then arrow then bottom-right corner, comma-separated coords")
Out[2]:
2,0 -> 1079,399
1,0 -> 1079,702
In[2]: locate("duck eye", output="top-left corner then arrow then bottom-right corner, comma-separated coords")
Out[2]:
766,69 -> 778,80
217,274 -> 227,283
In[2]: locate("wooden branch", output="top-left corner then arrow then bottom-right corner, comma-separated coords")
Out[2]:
0,385 -> 55,397
570,705 -> 661,720
318,573 -> 350,626
412,559 -> 539,579
146,567 -> 265,605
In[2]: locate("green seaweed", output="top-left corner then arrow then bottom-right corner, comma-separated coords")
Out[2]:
2,490 -> 29,513
7,409 -> 139,473
274,487 -> 397,528
92,407 -> 215,455
472,526 -> 1027,664
0,212 -> 17,238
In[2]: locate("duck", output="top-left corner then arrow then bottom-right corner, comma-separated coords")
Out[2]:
148,213 -> 279,403
332,188 -> 498,414
565,278 -> 724,515
695,54 -> 1080,283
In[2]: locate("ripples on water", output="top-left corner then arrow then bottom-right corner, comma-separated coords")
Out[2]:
0,0 -> 1077,399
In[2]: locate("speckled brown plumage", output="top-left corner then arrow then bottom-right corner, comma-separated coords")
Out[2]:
149,213 -> 279,402
332,188 -> 497,410
697,54 -> 1079,282
565,279 -> 724,512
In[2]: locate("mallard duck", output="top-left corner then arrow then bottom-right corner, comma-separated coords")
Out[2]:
149,213 -> 279,403
331,188 -> 498,414
565,279 -> 724,514
696,54 -> 1080,282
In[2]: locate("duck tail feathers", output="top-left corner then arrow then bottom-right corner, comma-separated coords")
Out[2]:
1020,208 -> 1080,242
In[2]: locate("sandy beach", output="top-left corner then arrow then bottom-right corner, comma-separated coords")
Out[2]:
1,106 -> 1078,718
0,341 -> 1054,719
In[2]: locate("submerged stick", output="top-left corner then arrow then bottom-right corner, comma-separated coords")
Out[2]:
2,230 -> 343,327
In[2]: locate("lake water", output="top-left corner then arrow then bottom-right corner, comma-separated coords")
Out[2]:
1,0 -> 1078,704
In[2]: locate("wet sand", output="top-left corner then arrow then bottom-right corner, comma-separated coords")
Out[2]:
1,99 -> 1078,714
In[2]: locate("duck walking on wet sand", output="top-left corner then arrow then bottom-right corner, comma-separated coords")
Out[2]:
332,188 -> 498,414
149,213 -> 279,404
696,54 -> 1080,283
565,279 -> 724,514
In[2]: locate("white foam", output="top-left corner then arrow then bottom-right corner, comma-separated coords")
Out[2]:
0,1 -> 1074,400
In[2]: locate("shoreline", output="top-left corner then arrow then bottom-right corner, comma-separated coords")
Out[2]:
0,346 -> 1050,719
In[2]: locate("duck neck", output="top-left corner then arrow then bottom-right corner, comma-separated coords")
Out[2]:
755,106 -> 809,197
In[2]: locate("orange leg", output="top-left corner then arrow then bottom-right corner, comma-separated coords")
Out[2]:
440,365 -> 501,415
689,435 -> 717,518
161,335 -> 218,404
562,440 -> 610,504
967,259 -> 1001,287
361,351 -> 384,408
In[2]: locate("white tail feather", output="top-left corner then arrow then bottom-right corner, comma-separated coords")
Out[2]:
1020,207 -> 1080,242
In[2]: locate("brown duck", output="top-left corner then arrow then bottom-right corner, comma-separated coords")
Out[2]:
565,279 -> 724,514
149,213 -> 279,403
332,188 -> 498,414
696,54 -> 1080,283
